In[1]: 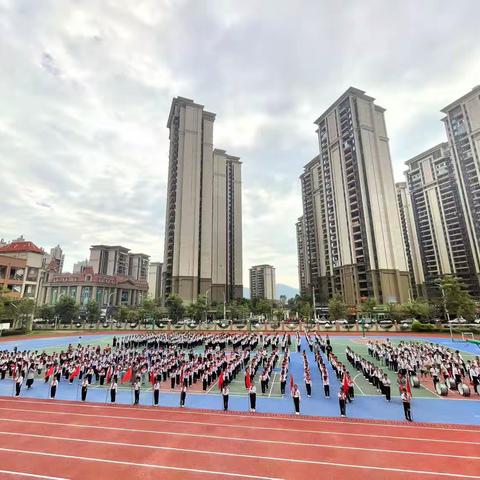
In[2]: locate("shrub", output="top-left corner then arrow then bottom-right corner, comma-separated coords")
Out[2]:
1,328 -> 27,337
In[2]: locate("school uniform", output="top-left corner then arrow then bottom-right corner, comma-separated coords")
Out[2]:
15,375 -> 23,396
401,391 -> 412,421
222,386 -> 230,411
26,369 -> 35,389
50,379 -> 58,399
383,376 -> 391,401
305,376 -> 312,397
133,381 -> 140,405
249,385 -> 257,412
338,390 -> 346,417
81,379 -> 88,401
110,382 -> 117,403
323,374 -> 330,398
180,385 -> 187,407
292,387 -> 301,414
153,381 -> 160,405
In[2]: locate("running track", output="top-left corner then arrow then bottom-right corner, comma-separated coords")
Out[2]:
0,398 -> 478,479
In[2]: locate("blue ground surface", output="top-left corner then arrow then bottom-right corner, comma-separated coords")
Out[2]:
0,334 -> 478,425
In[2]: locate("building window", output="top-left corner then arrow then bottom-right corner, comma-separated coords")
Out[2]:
26,267 -> 39,281
69,286 -> 77,299
24,284 -> 36,297
81,287 -> 91,305
51,287 -> 58,304
9,267 -> 24,281
0,267 -> 6,279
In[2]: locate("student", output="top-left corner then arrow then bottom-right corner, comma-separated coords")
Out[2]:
323,372 -> 330,398
280,371 -> 287,396
304,373 -> 312,398
153,379 -> 160,406
26,368 -> 35,389
15,373 -> 24,397
81,378 -> 88,401
383,374 -> 391,401
50,377 -> 58,399
401,388 -> 412,422
249,384 -> 257,412
110,380 -> 118,403
180,384 -> 187,407
292,384 -> 301,415
222,384 -> 230,411
338,388 -> 347,417
133,380 -> 140,405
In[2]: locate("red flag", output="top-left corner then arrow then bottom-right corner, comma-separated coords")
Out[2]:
342,374 -> 349,395
245,372 -> 251,390
406,375 -> 412,397
121,366 -> 133,384
69,365 -> 81,381
150,371 -> 155,385
11,364 -> 16,379
45,366 -> 55,379
290,375 -> 294,393
218,371 -> 224,391
106,366 -> 113,384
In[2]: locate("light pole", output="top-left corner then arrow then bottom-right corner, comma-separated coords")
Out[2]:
439,284 -> 452,341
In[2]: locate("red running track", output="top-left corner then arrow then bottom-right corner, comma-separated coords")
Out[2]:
0,397 -> 478,480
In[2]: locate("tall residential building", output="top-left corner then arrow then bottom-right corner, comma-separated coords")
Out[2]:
301,87 -> 410,306
249,265 -> 276,301
395,182 -> 425,297
296,216 -> 310,297
162,97 -> 243,304
405,143 -> 480,296
43,245 -> 64,273
441,86 -> 480,290
148,262 -> 163,301
73,259 -> 89,274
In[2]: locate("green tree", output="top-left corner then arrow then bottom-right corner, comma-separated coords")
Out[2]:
298,302 -> 312,321
255,298 -> 273,320
328,294 -> 347,321
116,305 -> 130,324
401,298 -> 434,321
86,300 -> 101,325
165,294 -> 185,321
359,298 -> 377,318
139,298 -> 156,327
388,302 -> 405,323
14,298 -> 35,330
36,304 -> 55,322
437,276 -> 475,320
54,295 -> 79,326
192,294 -> 208,321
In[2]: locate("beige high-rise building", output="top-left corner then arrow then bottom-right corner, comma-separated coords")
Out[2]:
301,87 -> 410,306
405,142 -> 480,297
148,262 -> 163,301
249,265 -> 276,301
162,97 -> 243,304
296,216 -> 310,297
441,86 -> 480,290
395,182 -> 425,297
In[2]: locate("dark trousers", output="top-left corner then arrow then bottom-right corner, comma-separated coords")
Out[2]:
26,379 -> 34,389
306,383 -> 311,396
81,387 -> 87,401
111,389 -> 116,402
50,386 -> 56,399
280,381 -> 286,395
223,394 -> 229,411
324,385 -> 330,397
15,383 -> 21,396
385,386 -> 391,401
403,402 -> 412,421
293,397 -> 300,413
339,399 -> 346,416
180,391 -> 186,406
154,390 -> 159,405
171,378 -> 175,389
134,390 -> 140,404
250,393 -> 256,410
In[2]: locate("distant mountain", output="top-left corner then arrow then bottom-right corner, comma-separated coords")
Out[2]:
242,284 -> 299,300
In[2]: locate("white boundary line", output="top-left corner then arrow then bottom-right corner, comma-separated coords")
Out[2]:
0,408 -> 477,446
0,445 -> 478,480
0,427 -> 478,461
1,397 -> 478,433
0,470 -> 68,480
352,373 -> 365,396
268,373 -> 277,398
0,447 -> 278,480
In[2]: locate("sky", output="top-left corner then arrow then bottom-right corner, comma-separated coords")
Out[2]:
1,0 -> 480,289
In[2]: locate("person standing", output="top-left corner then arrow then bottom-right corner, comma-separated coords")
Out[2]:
292,384 -> 301,415
338,388 -> 347,417
383,374 -> 391,402
15,373 -> 24,397
249,384 -> 257,412
222,384 -> 230,411
133,380 -> 140,405
50,377 -> 58,399
280,371 -> 287,396
180,384 -> 187,408
110,380 -> 117,403
322,372 -> 330,398
81,378 -> 88,401
401,388 -> 412,421
304,373 -> 312,398
26,368 -> 35,389
153,379 -> 160,406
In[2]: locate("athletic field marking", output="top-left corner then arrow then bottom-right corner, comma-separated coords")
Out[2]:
0,447 -> 278,480
0,444 -> 478,479
0,427 -> 478,461
268,373 -> 277,398
0,397 -> 478,432
352,373 -> 365,396
0,407 -> 478,445
0,470 -> 68,480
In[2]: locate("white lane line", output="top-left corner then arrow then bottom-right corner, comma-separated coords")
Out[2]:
0,445 -> 478,480
268,373 -> 277,398
352,373 -> 365,396
0,447 -> 279,480
0,470 -> 68,480
2,397 -> 477,433
0,428 -> 478,461
0,406 -> 478,445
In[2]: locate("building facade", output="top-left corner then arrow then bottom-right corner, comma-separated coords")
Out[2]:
0,239 -> 46,301
395,182 -> 425,297
73,260 -> 89,274
405,143 -> 480,297
301,87 -> 410,306
296,216 -> 310,297
249,265 -> 276,301
441,86 -> 480,292
162,97 -> 243,304
43,245 -> 64,273
147,262 -> 163,301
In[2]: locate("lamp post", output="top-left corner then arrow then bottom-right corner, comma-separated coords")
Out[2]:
439,284 -> 452,341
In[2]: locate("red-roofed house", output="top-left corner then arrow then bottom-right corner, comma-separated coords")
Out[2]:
0,239 -> 46,301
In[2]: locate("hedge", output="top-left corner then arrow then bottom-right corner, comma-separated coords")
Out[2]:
1,328 -> 27,337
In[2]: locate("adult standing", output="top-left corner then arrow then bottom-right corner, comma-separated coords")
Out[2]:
50,377 -> 58,399
249,384 -> 257,412
222,384 -> 230,411
81,378 -> 88,401
15,373 -> 24,397
180,384 -> 187,408
338,388 -> 347,417
153,379 -> 160,406
110,380 -> 117,403
292,384 -> 301,415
